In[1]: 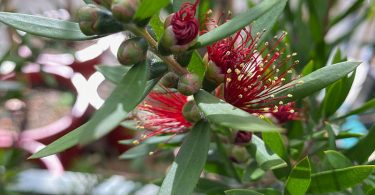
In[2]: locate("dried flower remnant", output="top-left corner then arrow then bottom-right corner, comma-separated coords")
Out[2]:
135,90 -> 191,144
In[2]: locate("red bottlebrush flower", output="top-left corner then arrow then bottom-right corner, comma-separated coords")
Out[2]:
221,31 -> 300,118
272,102 -> 300,123
136,91 -> 192,142
171,0 -> 200,45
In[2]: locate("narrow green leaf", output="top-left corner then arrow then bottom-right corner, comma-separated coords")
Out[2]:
335,98 -> 375,120
194,90 -> 283,132
134,0 -> 169,21
119,134 -> 186,145
0,12 -> 98,40
119,143 -> 154,159
195,178 -> 229,194
198,0 -> 211,30
309,165 -> 375,193
96,65 -> 130,84
225,189 -> 263,195
195,0 -> 286,48
158,121 -> 210,195
275,61 -> 361,103
285,157 -> 311,195
187,51 -> 206,81
324,150 -> 352,169
149,14 -> 164,40
301,61 -> 315,76
30,63 -> 155,159
247,135 -> 287,170
262,132 -> 288,160
346,125 -> 375,163
79,62 -> 149,144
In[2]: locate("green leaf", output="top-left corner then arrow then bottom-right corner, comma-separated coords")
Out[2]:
119,134 -> 186,145
324,150 -> 352,169
134,0 -> 169,21
149,14 -> 164,40
198,0 -> 211,30
247,135 -> 287,170
30,63 -> 154,159
195,0 -> 286,48
79,61 -> 149,144
321,49 -> 355,118
0,12 -> 98,40
346,125 -> 375,163
225,189 -> 263,195
119,144 -> 154,159
83,0 -> 95,4
194,90 -> 283,132
309,165 -> 375,193
187,51 -> 206,81
284,157 -> 311,195
96,65 -> 130,84
195,178 -> 229,194
262,132 -> 288,160
301,61 -> 315,76
275,61 -> 361,103
335,98 -> 375,120
158,121 -> 210,195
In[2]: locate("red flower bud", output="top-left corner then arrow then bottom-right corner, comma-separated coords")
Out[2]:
158,0 -> 199,54
234,131 -> 253,144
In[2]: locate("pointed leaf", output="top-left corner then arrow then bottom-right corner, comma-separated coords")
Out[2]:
225,189 -> 263,195
30,63 -> 155,158
324,150 -> 352,169
149,14 -> 164,40
0,12 -> 99,40
262,132 -> 288,160
158,121 -> 210,195
134,0 -> 169,21
335,98 -> 375,120
275,61 -> 361,103
194,90 -> 283,132
96,65 -> 130,84
119,143 -> 155,159
309,165 -> 375,193
285,157 -> 311,195
247,135 -> 287,170
195,0 -> 286,48
346,125 -> 375,163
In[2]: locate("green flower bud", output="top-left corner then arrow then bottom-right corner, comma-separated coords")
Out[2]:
111,0 -> 140,23
93,0 -> 112,9
78,4 -> 123,35
160,72 -> 179,88
177,73 -> 202,96
205,61 -> 224,84
117,37 -> 148,66
182,100 -> 201,123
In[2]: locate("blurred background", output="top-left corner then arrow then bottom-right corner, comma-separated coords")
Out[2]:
0,0 -> 374,194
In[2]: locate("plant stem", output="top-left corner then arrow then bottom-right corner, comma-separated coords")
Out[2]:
130,25 -> 188,75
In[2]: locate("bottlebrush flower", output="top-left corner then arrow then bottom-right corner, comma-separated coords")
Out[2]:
135,90 -> 191,143
205,18 -> 301,120
158,0 -> 200,54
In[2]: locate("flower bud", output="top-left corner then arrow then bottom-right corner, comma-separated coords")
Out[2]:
160,72 -> 179,88
93,0 -> 112,9
111,0 -> 140,23
78,4 -> 123,35
205,60 -> 224,84
158,1 -> 199,55
117,37 -> 148,66
234,131 -> 252,145
177,73 -> 202,96
182,101 -> 201,123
